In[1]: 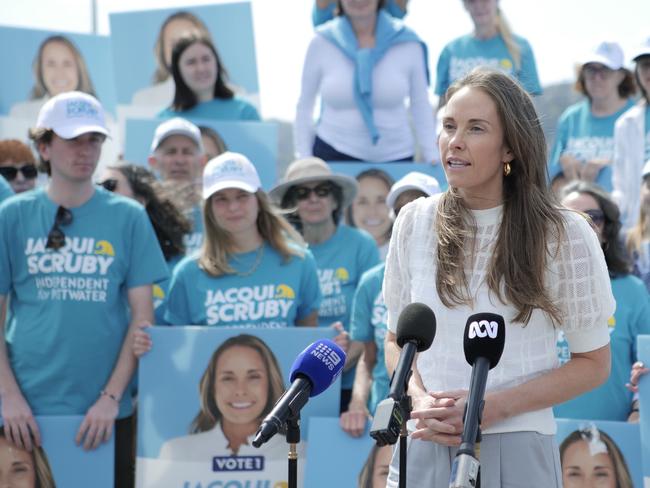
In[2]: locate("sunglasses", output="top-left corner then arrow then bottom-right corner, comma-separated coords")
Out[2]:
293,183 -> 335,201
97,178 -> 117,192
583,65 -> 615,79
584,208 -> 605,225
46,206 -> 73,250
0,164 -> 38,181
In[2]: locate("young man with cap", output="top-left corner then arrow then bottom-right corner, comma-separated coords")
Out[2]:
613,37 -> 650,230
0,91 -> 167,487
148,117 -> 207,254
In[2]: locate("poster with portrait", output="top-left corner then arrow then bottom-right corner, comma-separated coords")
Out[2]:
136,326 -> 340,488
304,416 -> 380,488
637,335 -> 650,487
0,415 -> 114,487
109,2 -> 259,112
556,419 -> 643,488
123,117 -> 278,189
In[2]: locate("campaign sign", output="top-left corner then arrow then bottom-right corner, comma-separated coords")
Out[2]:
123,118 -> 278,190
0,415 -> 113,487
0,26 -> 117,116
638,335 -> 650,487
109,2 -> 259,108
556,418 -> 643,488
330,162 -> 448,191
136,326 -> 339,488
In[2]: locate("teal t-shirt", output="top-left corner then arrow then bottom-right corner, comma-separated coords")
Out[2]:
310,225 -> 380,388
435,33 -> 542,96
164,242 -> 321,327
554,274 -> 650,420
548,98 -> 635,192
183,204 -> 204,255
0,176 -> 13,203
349,263 -> 388,414
153,254 -> 183,325
0,187 -> 168,417
158,96 -> 260,121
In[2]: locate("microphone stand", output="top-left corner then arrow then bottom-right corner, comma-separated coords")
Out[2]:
397,393 -> 412,488
286,413 -> 300,488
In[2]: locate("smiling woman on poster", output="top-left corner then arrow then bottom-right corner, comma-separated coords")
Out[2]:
0,426 -> 56,488
157,334 -> 290,461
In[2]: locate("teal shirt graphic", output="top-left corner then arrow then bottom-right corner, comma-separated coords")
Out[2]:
350,263 -> 388,414
435,33 -> 542,96
554,274 -> 650,420
0,188 -> 168,417
165,243 -> 321,328
548,98 -> 635,191
310,225 -> 379,389
158,96 -> 260,121
0,176 -> 13,203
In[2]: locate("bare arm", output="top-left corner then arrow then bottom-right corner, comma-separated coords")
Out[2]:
340,342 -> 375,437
296,310 -> 318,327
76,284 -> 153,450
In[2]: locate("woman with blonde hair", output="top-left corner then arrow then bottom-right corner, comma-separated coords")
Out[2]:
0,426 -> 56,487
384,68 -> 612,486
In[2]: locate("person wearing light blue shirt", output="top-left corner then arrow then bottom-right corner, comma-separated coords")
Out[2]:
0,176 -> 13,203
435,0 -> 541,98
0,92 -> 167,488
549,41 -> 637,193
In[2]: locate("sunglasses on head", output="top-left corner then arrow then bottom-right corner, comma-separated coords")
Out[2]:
97,178 -> 118,192
46,206 -> 73,251
584,208 -> 605,225
0,164 -> 38,181
293,183 -> 334,201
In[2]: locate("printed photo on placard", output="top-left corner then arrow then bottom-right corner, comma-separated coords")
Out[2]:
304,416 -> 380,488
637,335 -> 650,486
123,117 -> 278,189
556,419 -> 643,488
109,2 -> 259,111
0,415 -> 114,487
136,326 -> 339,488
0,26 -> 117,117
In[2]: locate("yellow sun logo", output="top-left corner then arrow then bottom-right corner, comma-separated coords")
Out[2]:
335,267 -> 349,282
500,59 -> 513,70
94,240 -> 115,256
153,285 -> 165,299
275,284 -> 295,299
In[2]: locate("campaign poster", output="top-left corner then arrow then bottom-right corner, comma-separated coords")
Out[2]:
0,415 -> 114,487
304,416 -> 379,488
330,162 -> 448,192
123,117 -> 278,190
638,335 -> 650,487
136,326 -> 340,488
109,2 -> 259,111
556,418 -> 643,488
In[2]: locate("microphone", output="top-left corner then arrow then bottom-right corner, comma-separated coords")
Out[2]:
449,312 -> 506,488
370,302 -> 436,446
252,339 -> 346,448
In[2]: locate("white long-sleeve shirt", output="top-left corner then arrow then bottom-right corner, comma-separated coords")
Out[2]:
295,35 -> 437,163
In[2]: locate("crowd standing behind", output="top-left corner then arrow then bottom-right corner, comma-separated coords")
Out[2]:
0,3 -> 648,487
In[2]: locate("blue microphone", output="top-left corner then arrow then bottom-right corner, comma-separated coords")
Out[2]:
252,339 -> 346,447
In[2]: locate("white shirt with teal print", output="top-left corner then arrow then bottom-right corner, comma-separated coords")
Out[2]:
549,98 -> 636,192
435,33 -> 542,96
164,243 -> 321,328
310,224 -> 380,389
350,263 -> 388,414
0,187 -> 168,418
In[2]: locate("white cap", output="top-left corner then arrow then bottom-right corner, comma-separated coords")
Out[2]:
35,91 -> 108,139
386,171 -> 441,209
581,41 -> 624,70
202,152 -> 261,199
150,117 -> 204,154
631,37 -> 650,62
642,160 -> 650,179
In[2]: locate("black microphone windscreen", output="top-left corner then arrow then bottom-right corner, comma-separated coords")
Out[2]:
463,313 -> 506,369
396,302 -> 436,352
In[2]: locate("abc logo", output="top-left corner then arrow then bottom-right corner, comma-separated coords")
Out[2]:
468,320 -> 498,339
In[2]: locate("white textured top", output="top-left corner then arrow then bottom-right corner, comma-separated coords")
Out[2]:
383,194 -> 614,435
295,35 -> 436,162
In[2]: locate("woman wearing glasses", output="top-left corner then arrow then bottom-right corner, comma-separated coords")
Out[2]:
0,139 -> 38,194
556,181 -> 650,422
271,158 -> 379,411
548,41 -> 636,193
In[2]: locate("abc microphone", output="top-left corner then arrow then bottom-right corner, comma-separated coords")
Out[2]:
253,339 -> 346,448
370,302 -> 436,446
449,313 -> 506,488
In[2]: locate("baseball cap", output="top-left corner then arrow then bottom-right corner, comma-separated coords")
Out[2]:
642,160 -> 650,179
35,91 -> 109,139
631,37 -> 650,62
386,171 -> 441,209
150,117 -> 204,154
581,41 -> 624,70
202,152 -> 261,199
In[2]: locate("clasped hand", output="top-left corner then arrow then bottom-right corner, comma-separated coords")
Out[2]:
409,390 -> 468,446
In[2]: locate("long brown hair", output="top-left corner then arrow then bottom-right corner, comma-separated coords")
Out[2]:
199,190 -> 306,277
436,69 -> 565,325
626,176 -> 650,255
